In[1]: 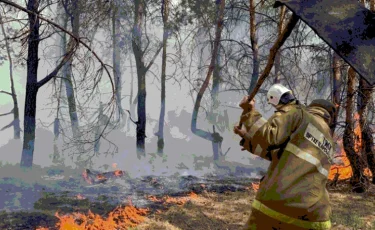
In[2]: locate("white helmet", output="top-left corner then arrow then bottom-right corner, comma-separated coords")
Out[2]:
267,84 -> 291,106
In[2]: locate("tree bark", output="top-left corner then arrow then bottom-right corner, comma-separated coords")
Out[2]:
131,0 -> 163,158
20,0 -> 40,168
247,0 -> 259,93
112,4 -> 124,124
357,77 -> 375,184
191,0 -> 225,161
127,57 -> 136,132
274,5 -> 286,84
367,0 -> 375,185
330,52 -> 343,134
0,11 -> 20,139
156,0 -> 169,154
132,0 -> 147,158
355,0 -> 375,184
343,67 -> 369,192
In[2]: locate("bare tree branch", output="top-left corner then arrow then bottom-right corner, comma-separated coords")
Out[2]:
0,108 -> 14,117
126,110 -> 137,125
1,120 -> 14,131
0,90 -> 13,96
0,0 -> 115,99
145,43 -> 163,72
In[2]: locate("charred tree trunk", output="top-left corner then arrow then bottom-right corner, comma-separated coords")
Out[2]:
343,67 -> 369,192
20,0 -> 40,168
13,0 -> 82,168
0,11 -> 20,139
355,0 -> 375,184
132,0 -> 162,158
191,0 -> 225,161
367,0 -> 375,185
247,0 -> 259,93
132,0 -> 147,158
127,57 -> 136,132
156,0 -> 169,154
331,52 -> 343,134
357,72 -> 375,185
274,5 -> 286,84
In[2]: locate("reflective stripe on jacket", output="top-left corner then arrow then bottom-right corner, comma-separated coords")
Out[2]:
241,101 -> 334,228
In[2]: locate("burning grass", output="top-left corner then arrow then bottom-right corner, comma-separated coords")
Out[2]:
2,180 -> 375,230
146,192 -> 198,206
52,201 -> 148,230
137,182 -> 375,230
1,163 -> 374,230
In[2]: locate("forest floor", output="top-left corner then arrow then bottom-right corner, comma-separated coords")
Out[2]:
137,181 -> 375,230
0,164 -> 374,230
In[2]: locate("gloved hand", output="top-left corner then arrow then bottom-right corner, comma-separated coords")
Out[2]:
239,96 -> 255,111
233,125 -> 247,151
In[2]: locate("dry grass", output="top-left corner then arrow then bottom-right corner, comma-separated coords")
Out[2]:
136,183 -> 375,230
137,190 -> 254,230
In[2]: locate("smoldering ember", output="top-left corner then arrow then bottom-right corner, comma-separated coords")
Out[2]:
0,0 -> 375,229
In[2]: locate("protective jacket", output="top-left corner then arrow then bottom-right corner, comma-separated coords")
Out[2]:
241,101 -> 334,230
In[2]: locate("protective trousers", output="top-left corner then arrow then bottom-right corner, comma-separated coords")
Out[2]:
243,209 -> 331,230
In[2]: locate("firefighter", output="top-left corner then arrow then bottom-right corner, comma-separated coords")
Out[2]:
234,84 -> 335,230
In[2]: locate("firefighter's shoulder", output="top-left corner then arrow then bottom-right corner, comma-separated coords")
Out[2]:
277,104 -> 301,114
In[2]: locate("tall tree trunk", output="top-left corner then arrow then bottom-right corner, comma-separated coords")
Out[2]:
247,0 -> 259,93
20,0 -> 40,168
64,0 -> 80,138
343,67 -> 369,192
210,50 -> 221,111
53,80 -> 63,164
156,0 -> 169,154
357,0 -> 375,184
191,0 -> 225,161
112,4 -> 124,123
18,0 -> 78,168
127,57 -> 136,132
94,102 -> 104,154
274,5 -> 286,84
131,0 -> 162,158
52,4 -> 68,164
0,11 -> 20,139
330,52 -> 343,134
132,0 -> 147,158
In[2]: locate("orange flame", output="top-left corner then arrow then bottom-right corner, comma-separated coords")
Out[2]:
188,191 -> 198,198
328,113 -> 373,180
52,201 -> 148,230
146,192 -> 198,206
76,194 -> 85,200
96,174 -> 106,180
114,170 -> 123,176
82,170 -> 92,185
251,182 -> 260,192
